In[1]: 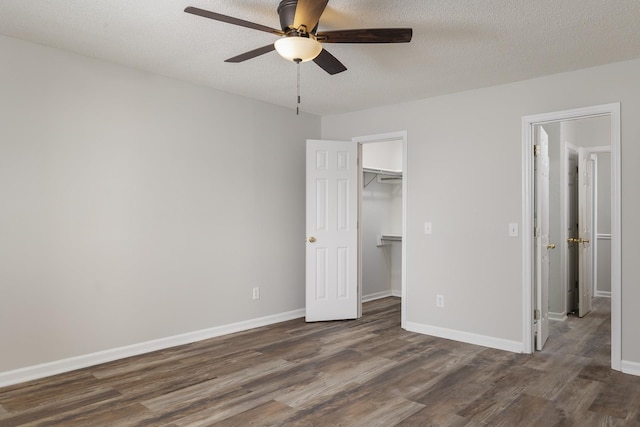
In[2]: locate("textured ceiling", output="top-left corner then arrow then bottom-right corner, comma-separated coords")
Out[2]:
1,0 -> 640,115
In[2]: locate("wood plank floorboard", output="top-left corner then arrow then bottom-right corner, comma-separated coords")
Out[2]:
2,297 -> 640,426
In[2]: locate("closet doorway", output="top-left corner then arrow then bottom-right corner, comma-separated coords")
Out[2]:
354,131 -> 407,328
304,132 -> 407,325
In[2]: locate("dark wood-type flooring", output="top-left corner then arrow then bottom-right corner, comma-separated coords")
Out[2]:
1,297 -> 639,426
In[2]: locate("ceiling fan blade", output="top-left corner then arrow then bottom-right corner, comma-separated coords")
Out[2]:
185,6 -> 284,36
317,28 -> 413,43
225,44 -> 276,63
313,48 -> 347,75
293,0 -> 329,32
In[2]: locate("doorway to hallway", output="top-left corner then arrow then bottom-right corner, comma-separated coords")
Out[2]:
522,103 -> 621,371
533,117 -> 612,360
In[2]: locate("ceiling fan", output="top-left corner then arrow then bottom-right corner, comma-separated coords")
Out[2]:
184,0 -> 413,75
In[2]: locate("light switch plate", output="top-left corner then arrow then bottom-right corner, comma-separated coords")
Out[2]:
509,223 -> 519,237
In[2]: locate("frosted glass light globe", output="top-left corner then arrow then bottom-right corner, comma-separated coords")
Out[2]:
274,36 -> 322,62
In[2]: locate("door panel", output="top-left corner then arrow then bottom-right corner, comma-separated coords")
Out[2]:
535,127 -> 550,350
566,152 -> 579,313
578,149 -> 595,317
306,139 -> 359,322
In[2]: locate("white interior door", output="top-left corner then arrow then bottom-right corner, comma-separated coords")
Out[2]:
535,126 -> 550,350
578,149 -> 595,317
305,139 -> 359,322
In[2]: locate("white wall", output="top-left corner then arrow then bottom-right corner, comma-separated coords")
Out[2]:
0,35 -> 320,374
321,58 -> 640,364
561,117 -> 611,150
362,140 -> 403,172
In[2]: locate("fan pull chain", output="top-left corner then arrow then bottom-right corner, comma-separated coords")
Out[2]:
295,58 -> 301,115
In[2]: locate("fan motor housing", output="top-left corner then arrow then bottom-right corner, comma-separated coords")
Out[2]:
277,0 -> 297,31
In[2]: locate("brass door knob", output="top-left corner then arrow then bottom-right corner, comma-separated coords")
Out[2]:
547,244 -> 556,249
308,236 -> 316,243
581,239 -> 590,244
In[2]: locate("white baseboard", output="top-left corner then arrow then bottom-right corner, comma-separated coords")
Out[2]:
362,290 -> 393,302
595,290 -> 611,298
362,290 -> 402,303
621,360 -> 640,377
549,312 -> 568,322
0,308 -> 305,388
405,322 -> 524,354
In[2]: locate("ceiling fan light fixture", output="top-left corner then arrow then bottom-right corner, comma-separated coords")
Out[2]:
274,36 -> 322,62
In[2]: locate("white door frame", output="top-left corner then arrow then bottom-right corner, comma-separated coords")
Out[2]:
353,131 -> 408,328
521,103 -> 621,371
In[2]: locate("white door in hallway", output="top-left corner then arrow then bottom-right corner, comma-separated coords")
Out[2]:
535,126 -> 550,350
578,149 -> 595,317
305,139 -> 359,322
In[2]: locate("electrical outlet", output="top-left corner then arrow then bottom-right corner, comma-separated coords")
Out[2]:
252,287 -> 260,300
436,294 -> 444,308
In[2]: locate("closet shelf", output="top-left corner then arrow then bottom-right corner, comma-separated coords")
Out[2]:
376,234 -> 402,246
381,234 -> 402,241
362,167 -> 402,178
363,167 -> 402,178
363,168 -> 403,188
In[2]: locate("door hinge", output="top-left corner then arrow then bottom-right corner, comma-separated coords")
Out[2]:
534,309 -> 541,320
534,145 -> 539,157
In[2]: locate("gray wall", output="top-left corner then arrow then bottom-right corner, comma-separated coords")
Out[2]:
321,58 -> 640,364
0,35 -> 320,373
